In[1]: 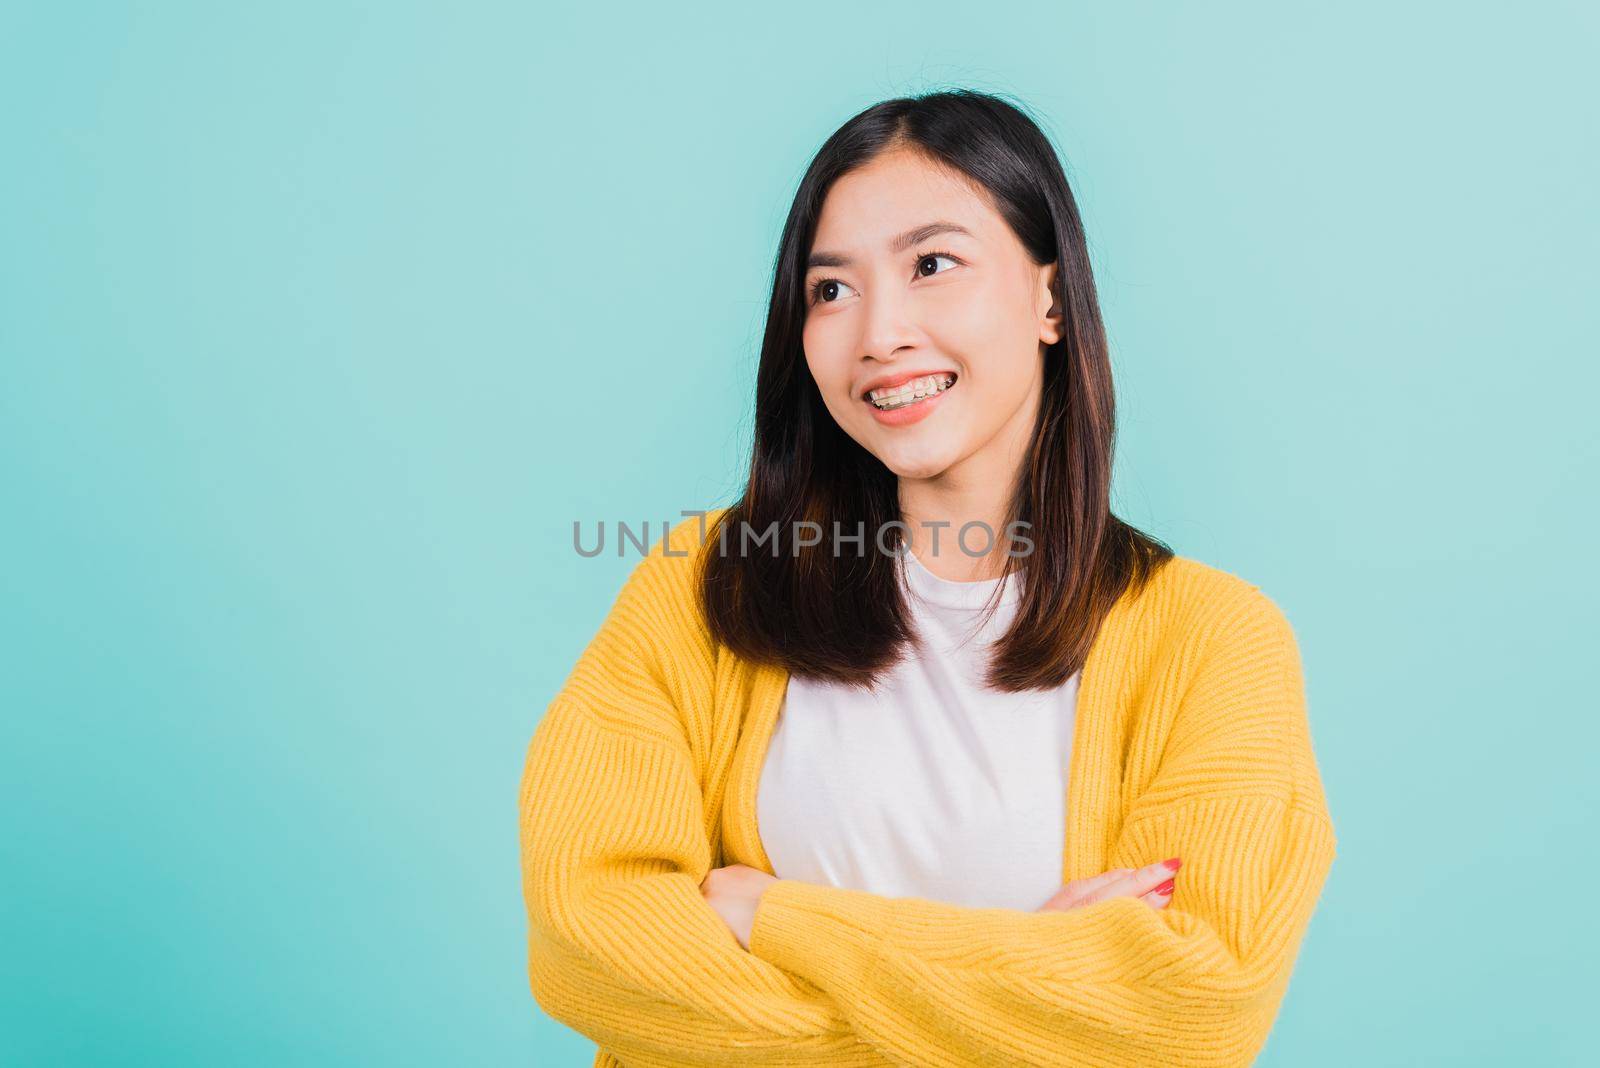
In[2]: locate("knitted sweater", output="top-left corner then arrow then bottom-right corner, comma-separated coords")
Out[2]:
519,511 -> 1337,1067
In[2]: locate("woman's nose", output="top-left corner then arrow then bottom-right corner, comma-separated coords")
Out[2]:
858,289 -> 920,362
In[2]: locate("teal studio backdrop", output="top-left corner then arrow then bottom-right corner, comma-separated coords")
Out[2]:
2,3 -> 1594,1065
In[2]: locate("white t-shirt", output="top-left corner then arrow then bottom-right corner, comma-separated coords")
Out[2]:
756,547 -> 1081,911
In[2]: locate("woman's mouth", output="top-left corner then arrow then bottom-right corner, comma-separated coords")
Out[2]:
866,372 -> 957,410
863,372 -> 957,426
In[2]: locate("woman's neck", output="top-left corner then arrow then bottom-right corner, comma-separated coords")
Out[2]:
899,463 -> 1024,584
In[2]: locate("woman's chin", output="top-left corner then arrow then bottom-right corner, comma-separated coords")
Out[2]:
873,445 -> 963,482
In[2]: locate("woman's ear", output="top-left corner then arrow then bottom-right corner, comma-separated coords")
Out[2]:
1039,261 -> 1065,345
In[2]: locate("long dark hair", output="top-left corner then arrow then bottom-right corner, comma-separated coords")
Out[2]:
700,88 -> 1173,692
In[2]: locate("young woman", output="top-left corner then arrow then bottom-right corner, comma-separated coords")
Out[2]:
521,90 -> 1336,1067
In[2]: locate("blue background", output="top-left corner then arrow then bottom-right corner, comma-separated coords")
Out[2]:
3,3 -> 1594,1065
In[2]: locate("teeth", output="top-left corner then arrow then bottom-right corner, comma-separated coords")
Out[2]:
868,373 -> 956,410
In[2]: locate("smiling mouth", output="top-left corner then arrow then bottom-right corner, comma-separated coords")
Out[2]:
866,372 -> 958,411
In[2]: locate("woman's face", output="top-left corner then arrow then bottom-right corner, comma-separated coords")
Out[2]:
802,148 -> 1062,484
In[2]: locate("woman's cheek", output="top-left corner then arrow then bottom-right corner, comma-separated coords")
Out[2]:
803,329 -> 850,401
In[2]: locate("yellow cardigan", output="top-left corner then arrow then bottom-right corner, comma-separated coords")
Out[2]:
519,512 -> 1337,1067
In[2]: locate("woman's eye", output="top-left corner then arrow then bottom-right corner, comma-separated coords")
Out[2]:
811,278 -> 856,305
808,252 -> 961,306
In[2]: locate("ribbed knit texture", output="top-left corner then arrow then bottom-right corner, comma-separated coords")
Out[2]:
519,511 -> 1337,1067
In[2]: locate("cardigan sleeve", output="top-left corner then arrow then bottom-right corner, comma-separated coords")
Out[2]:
518,524 -> 894,1067
745,588 -> 1338,1068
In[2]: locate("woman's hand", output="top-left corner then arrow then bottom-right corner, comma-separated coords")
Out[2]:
1036,857 -> 1182,913
700,863 -> 780,950
702,857 -> 1179,947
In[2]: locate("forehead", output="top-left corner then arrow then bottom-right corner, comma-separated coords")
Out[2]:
809,150 -> 998,251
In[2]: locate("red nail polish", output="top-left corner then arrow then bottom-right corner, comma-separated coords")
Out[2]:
1164,857 -> 1182,872
1153,878 -> 1175,895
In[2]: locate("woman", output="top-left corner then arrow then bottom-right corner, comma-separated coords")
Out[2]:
520,89 -> 1335,1067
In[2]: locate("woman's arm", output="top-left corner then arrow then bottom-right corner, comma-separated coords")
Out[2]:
519,520 -> 892,1067
743,589 -> 1337,1068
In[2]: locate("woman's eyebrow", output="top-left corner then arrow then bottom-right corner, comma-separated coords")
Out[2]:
806,221 -> 974,269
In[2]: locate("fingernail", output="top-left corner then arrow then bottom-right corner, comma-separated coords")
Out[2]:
1164,857 -> 1182,872
1153,878 -> 1175,895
